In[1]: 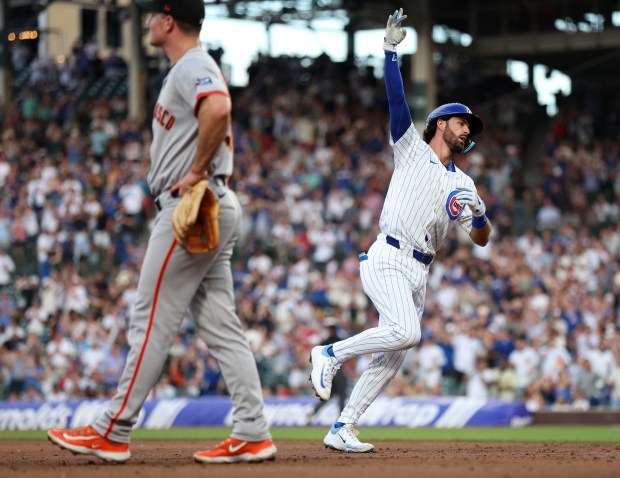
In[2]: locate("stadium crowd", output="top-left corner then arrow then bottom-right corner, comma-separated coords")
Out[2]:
0,41 -> 619,413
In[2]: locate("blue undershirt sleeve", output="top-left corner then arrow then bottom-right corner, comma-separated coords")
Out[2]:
384,50 -> 412,142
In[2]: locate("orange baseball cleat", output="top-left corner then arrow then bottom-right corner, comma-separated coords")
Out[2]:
47,425 -> 131,462
194,437 -> 277,464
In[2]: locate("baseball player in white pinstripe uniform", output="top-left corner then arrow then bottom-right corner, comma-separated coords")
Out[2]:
48,0 -> 276,464
310,8 -> 492,452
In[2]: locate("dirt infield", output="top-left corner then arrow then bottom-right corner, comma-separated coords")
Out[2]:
1,440 -> 618,478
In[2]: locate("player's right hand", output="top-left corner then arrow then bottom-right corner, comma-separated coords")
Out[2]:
455,188 -> 487,217
384,8 -> 407,52
170,170 -> 206,197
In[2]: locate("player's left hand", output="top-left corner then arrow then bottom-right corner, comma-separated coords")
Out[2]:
384,8 -> 407,52
455,187 -> 486,217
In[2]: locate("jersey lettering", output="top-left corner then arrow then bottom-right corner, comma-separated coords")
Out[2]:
153,102 -> 176,131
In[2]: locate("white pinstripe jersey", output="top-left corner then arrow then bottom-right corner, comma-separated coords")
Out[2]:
147,48 -> 232,197
379,122 -> 476,256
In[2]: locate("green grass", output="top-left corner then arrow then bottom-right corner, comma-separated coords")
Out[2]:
2,427 -> 619,443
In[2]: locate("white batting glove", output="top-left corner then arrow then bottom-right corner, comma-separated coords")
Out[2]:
455,188 -> 486,217
384,8 -> 407,52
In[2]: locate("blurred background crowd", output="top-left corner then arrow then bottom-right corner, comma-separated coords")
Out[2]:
0,39 -> 619,413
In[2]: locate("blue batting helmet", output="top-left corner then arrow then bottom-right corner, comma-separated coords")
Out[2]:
425,103 -> 483,153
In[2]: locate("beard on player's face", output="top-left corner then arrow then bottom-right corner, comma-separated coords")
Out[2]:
442,123 -> 466,154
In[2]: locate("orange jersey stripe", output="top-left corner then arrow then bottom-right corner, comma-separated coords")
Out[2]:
193,90 -> 229,117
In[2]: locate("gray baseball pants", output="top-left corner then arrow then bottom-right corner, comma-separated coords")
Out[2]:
92,180 -> 270,443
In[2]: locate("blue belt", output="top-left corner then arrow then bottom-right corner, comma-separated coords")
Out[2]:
386,235 -> 434,265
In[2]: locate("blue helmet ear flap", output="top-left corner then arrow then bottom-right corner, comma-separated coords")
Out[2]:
463,138 -> 476,154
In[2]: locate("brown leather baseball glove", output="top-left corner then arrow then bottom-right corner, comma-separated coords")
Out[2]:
172,179 -> 220,253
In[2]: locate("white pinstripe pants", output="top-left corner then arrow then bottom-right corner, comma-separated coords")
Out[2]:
333,235 -> 426,424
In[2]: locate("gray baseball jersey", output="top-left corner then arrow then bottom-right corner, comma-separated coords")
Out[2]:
92,47 -> 270,443
148,47 -> 233,197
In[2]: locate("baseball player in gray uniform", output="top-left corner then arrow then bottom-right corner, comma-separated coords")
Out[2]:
48,0 -> 276,464
310,8 -> 492,452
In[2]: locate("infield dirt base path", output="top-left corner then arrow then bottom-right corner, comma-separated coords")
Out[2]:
1,440 -> 619,478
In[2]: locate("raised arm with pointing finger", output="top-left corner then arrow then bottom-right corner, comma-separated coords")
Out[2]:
309,7 -> 492,454
383,8 -> 412,142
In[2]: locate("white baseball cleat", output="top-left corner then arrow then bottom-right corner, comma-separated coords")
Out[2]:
310,345 -> 342,401
323,423 -> 374,453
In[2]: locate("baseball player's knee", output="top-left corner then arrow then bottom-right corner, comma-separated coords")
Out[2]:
390,323 -> 421,349
400,332 -> 421,350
